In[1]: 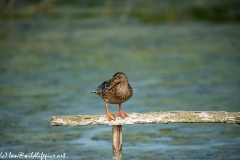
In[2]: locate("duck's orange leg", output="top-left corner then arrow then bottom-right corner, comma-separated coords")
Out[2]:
105,103 -> 116,121
117,103 -> 128,119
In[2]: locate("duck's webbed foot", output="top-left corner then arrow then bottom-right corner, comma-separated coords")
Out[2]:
105,103 -> 116,121
117,111 -> 128,119
117,103 -> 128,119
106,112 -> 116,121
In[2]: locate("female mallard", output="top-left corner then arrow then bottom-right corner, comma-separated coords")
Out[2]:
91,72 -> 133,121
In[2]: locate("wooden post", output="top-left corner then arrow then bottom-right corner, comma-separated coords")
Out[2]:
112,125 -> 122,160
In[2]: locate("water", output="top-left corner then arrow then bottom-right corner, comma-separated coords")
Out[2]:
1,3 -> 240,160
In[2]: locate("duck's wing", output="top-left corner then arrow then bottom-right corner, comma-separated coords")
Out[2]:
98,79 -> 112,90
91,79 -> 113,95
128,83 -> 133,96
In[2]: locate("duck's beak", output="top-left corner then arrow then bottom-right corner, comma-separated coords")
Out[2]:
108,81 -> 116,89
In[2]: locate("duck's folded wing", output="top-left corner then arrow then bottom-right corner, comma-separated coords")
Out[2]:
98,79 -> 112,90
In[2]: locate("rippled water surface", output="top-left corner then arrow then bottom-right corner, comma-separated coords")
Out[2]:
1,4 -> 240,160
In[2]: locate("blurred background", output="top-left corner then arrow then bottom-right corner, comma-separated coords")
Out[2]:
0,0 -> 240,159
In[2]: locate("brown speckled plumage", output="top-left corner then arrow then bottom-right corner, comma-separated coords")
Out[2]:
91,72 -> 133,121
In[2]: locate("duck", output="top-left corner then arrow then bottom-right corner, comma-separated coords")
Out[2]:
91,72 -> 133,121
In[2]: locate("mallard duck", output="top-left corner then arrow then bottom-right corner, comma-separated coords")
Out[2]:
91,72 -> 133,121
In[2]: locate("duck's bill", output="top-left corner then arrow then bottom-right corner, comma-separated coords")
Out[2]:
108,81 -> 116,89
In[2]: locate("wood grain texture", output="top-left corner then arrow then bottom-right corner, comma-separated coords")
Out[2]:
50,111 -> 240,126
112,125 -> 122,160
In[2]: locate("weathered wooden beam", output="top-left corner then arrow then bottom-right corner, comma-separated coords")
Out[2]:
50,111 -> 240,126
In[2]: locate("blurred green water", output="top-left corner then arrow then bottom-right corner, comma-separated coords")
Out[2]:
0,1 -> 240,160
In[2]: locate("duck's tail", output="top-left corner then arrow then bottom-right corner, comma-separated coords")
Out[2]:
90,90 -> 97,94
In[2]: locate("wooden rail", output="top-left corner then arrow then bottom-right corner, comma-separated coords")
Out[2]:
50,111 -> 240,160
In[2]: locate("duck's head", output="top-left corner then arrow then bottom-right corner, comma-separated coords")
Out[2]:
112,72 -> 128,84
